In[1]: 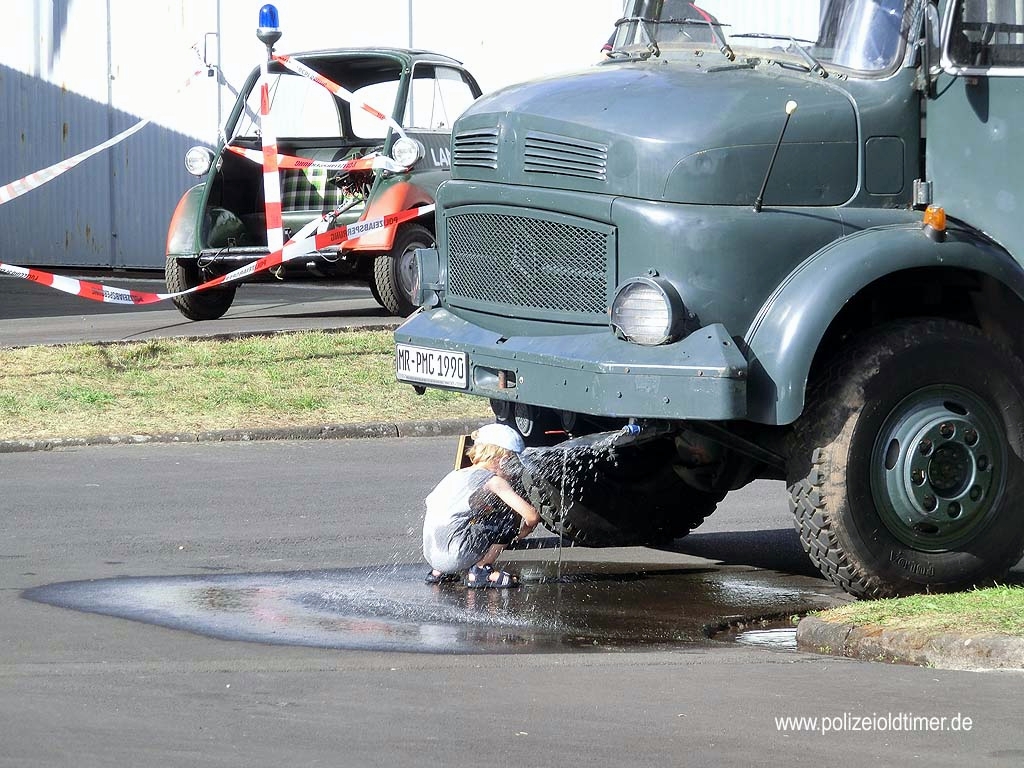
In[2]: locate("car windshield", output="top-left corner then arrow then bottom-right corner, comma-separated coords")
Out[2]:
609,0 -> 914,74
229,56 -> 407,142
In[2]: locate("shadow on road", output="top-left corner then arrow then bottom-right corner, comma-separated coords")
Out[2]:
663,527 -> 824,579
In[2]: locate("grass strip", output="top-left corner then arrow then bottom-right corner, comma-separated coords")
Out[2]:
813,585 -> 1024,636
0,330 -> 490,441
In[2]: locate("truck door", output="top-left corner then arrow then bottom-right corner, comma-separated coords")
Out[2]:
926,0 -> 1024,259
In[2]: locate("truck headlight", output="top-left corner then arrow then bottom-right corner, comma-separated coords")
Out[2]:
610,276 -> 686,346
184,146 -> 215,177
391,137 -> 424,168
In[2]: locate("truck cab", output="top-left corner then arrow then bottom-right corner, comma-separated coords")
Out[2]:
397,1 -> 1024,598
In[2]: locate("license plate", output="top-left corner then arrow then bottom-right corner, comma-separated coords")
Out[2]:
395,344 -> 468,389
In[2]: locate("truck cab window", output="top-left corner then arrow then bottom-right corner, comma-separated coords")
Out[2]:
949,0 -> 1024,68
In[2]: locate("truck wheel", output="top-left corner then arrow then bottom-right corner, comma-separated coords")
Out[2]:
372,223 -> 432,317
522,435 -> 724,546
165,257 -> 236,321
788,320 -> 1024,599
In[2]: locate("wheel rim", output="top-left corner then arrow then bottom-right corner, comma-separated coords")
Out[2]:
514,402 -> 536,437
870,385 -> 1007,551
398,241 -> 427,303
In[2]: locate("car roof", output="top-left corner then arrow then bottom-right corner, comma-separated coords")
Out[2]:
281,47 -> 466,68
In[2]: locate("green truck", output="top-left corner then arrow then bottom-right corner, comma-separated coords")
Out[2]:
396,0 -> 1024,598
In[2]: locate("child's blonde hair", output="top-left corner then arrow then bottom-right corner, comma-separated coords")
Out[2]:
467,435 -> 515,466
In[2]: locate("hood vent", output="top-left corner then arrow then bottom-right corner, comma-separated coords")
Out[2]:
523,131 -> 607,181
452,127 -> 499,170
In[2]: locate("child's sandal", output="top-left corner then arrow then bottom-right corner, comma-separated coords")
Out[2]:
465,564 -> 519,589
424,569 -> 460,585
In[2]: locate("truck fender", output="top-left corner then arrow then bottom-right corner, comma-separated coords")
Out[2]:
346,180 -> 434,252
165,184 -> 206,258
742,224 -> 1024,425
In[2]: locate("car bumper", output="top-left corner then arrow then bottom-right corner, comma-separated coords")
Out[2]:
396,308 -> 749,420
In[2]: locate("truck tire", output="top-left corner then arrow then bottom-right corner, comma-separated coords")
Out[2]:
521,435 -> 724,546
372,223 -> 432,317
165,257 -> 236,321
788,319 -> 1024,599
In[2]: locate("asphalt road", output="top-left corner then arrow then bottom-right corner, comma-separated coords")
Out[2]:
0,272 -> 397,346
2,438 -> 1022,768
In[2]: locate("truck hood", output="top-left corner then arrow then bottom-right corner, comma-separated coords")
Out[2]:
452,62 -> 858,206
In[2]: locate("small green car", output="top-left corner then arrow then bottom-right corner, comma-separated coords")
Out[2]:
398,0 -> 1024,598
166,43 -> 480,320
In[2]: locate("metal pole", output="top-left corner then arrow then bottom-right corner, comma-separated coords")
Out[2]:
408,0 -> 413,48
216,0 -> 223,134
32,0 -> 41,76
106,0 -> 118,267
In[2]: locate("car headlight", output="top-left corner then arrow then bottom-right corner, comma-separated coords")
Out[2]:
184,146 -> 215,177
390,137 -> 424,168
610,276 -> 687,346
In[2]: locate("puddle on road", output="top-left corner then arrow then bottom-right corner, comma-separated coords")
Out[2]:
23,561 -> 832,654
732,627 -> 799,651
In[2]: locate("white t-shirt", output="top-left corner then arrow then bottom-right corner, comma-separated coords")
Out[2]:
422,466 -> 499,573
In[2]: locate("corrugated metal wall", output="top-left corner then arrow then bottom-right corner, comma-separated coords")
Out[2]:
1,0 -> 208,270
0,62 -> 200,269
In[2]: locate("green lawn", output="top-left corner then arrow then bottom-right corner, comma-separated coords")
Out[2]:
0,330 -> 490,441
813,585 -> 1024,636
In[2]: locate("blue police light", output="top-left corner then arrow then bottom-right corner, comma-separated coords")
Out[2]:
257,4 -> 282,52
258,4 -> 279,31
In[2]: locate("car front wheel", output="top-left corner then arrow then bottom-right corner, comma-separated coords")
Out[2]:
372,223 -> 432,317
165,257 -> 236,321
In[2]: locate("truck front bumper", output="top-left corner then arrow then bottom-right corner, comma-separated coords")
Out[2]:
396,309 -> 749,420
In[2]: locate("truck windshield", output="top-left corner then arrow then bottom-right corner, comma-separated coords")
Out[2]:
609,0 -> 913,74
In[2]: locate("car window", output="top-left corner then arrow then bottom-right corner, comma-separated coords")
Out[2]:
235,73 -> 343,139
351,80 -> 401,139
406,66 -> 478,132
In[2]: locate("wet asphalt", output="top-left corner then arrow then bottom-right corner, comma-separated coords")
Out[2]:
23,560 -> 825,655
3,439 -> 1024,767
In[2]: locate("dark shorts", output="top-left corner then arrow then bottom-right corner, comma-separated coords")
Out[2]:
464,506 -> 520,556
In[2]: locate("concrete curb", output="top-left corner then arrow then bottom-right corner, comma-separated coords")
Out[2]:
0,417 -> 491,454
796,615 -> 1024,671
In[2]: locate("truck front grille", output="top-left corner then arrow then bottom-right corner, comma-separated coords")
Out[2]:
446,211 -> 611,319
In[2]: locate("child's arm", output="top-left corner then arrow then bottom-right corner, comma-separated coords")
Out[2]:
487,475 -> 541,535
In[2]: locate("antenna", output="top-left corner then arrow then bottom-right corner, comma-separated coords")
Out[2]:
754,100 -> 798,213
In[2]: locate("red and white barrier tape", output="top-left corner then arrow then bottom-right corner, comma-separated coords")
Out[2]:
0,205 -> 433,306
0,68 -> 208,208
258,59 -> 285,255
224,145 -> 406,174
273,55 -> 407,140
